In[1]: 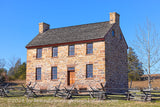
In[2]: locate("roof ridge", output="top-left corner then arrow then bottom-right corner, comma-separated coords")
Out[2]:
26,21 -> 112,48
50,21 -> 109,30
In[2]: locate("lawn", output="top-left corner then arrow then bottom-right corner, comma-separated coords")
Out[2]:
0,96 -> 160,107
2,80 -> 160,107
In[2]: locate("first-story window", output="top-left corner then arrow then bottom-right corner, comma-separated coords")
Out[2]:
86,64 -> 93,78
37,48 -> 42,58
36,68 -> 41,80
51,67 -> 57,79
68,67 -> 75,71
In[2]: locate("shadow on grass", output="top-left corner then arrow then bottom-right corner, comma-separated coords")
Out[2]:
151,98 -> 160,102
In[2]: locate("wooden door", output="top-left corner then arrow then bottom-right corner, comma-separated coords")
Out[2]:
68,71 -> 75,85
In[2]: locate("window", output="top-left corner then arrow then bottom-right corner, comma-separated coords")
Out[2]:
86,64 -> 93,78
69,45 -> 75,56
120,34 -> 122,40
52,47 -> 58,57
68,67 -> 75,71
36,68 -> 41,80
112,30 -> 115,36
87,43 -> 93,54
51,67 -> 57,80
37,48 -> 42,58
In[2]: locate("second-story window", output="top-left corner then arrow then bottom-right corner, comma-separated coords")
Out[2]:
112,30 -> 115,36
120,34 -> 122,40
37,48 -> 42,58
52,47 -> 58,57
87,43 -> 93,54
69,45 -> 75,56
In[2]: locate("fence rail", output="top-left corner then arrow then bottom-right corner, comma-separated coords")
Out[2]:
1,82 -> 160,101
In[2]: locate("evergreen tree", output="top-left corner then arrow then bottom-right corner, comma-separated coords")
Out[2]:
128,47 -> 144,81
14,62 -> 26,80
14,58 -> 21,74
8,58 -> 26,80
8,67 -> 14,76
0,68 -> 7,82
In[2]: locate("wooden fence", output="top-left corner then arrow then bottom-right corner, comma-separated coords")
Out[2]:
1,82 -> 160,101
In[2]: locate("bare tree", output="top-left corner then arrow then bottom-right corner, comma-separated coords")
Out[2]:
0,59 -> 6,69
7,57 -> 18,69
7,57 -> 21,76
134,19 -> 160,89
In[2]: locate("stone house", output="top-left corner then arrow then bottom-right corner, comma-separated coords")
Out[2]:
26,12 -> 128,90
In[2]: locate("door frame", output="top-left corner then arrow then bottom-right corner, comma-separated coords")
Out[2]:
67,68 -> 75,86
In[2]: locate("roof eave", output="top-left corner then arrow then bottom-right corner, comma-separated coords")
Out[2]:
26,38 -> 105,49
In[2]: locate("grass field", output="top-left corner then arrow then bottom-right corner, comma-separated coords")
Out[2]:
2,79 -> 160,106
7,78 -> 160,89
1,96 -> 160,107
129,79 -> 160,88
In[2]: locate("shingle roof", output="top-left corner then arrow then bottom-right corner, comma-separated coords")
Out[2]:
26,21 -> 113,48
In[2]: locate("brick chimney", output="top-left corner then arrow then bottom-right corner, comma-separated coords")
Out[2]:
109,12 -> 120,25
39,22 -> 50,33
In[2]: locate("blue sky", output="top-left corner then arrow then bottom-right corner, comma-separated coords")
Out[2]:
0,0 -> 160,67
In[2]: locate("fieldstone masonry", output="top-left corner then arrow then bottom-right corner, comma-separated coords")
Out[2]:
39,22 -> 50,34
26,12 -> 128,90
27,41 -> 106,90
105,23 -> 128,89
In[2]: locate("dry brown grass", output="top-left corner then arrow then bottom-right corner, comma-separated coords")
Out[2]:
6,80 -> 26,84
129,79 -> 160,88
5,78 -> 160,89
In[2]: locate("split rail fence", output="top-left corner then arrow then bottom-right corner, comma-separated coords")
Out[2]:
1,82 -> 160,102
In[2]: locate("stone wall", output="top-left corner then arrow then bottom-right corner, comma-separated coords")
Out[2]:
105,23 -> 128,90
26,24 -> 128,90
26,41 -> 106,90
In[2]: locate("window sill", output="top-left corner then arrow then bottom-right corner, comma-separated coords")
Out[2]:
52,56 -> 58,58
86,53 -> 93,55
35,80 -> 42,82
51,79 -> 58,81
36,58 -> 42,60
85,77 -> 94,80
68,55 -> 75,57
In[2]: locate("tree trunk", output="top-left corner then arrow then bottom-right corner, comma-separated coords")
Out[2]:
148,31 -> 151,90
130,80 -> 132,88
148,75 -> 151,90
